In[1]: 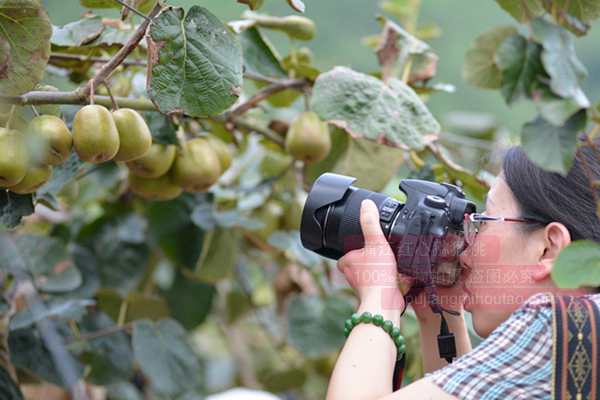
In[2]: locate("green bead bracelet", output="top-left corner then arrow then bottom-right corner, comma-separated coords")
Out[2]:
344,312 -> 406,357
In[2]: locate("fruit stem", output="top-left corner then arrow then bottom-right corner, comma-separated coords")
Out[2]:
102,81 -> 119,111
30,105 -> 40,117
5,105 -> 16,130
89,79 -> 96,106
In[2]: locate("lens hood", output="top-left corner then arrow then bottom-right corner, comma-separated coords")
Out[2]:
300,173 -> 356,257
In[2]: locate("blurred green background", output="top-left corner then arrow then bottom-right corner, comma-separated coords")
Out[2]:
43,0 -> 600,134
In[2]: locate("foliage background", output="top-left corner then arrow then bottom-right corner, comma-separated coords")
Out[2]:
0,0 -> 598,399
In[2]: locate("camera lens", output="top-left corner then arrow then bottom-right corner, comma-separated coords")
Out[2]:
300,173 -> 397,259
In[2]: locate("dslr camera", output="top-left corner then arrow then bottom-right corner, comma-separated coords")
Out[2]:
300,173 -> 476,314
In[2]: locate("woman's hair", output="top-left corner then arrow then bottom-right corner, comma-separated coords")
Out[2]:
502,141 -> 600,243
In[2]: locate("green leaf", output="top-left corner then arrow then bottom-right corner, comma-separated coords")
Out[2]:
14,235 -> 69,275
267,231 -> 322,266
0,364 -> 23,400
75,311 -> 135,385
0,191 -> 33,230
80,0 -> 120,8
240,27 -> 287,80
51,16 -> 104,47
257,366 -> 307,392
310,67 -> 439,150
463,25 -> 518,89
552,240 -> 600,288
143,112 -> 179,146
531,18 -> 589,107
77,213 -> 150,295
376,18 -> 430,80
147,6 -> 243,117
305,128 -> 405,191
10,299 -> 94,330
287,294 -> 354,358
494,0 -> 544,22
162,270 -> 215,330
0,0 -> 52,96
9,326 -> 83,387
125,292 -> 170,322
496,34 -> 544,104
132,319 -> 200,396
535,90 -> 583,126
146,195 -> 204,269
238,0 -> 265,10
521,110 -> 588,174
195,228 -> 241,283
552,0 -> 600,22
37,152 -> 91,197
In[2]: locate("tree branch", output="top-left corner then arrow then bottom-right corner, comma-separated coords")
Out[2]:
76,2 -> 162,99
68,322 -> 133,344
226,78 -> 309,119
0,91 -> 156,111
225,117 -> 285,146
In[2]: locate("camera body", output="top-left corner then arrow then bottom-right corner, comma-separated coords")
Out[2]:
300,173 -> 476,288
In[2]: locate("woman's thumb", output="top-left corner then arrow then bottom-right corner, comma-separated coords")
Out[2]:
360,199 -> 385,247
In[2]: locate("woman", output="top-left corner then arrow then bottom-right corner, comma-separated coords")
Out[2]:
326,144 -> 600,400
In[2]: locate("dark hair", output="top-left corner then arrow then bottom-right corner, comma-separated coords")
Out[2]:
502,142 -> 600,243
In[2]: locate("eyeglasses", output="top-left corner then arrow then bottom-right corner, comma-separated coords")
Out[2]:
463,213 -> 544,245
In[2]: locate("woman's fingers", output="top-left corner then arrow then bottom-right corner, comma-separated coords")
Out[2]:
360,199 -> 385,248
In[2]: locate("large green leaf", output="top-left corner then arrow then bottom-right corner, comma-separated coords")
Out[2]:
143,112 -> 179,146
552,240 -> 600,288
195,227 -> 241,283
531,18 -> 589,107
161,270 -> 215,330
51,16 -> 104,47
553,0 -> 600,22
37,152 -> 91,197
77,213 -> 150,295
9,326 -> 83,387
310,67 -> 439,150
494,0 -> 544,22
146,194 -> 204,269
496,34 -> 544,104
305,128 -> 405,192
132,319 -> 201,396
240,27 -> 286,80
463,25 -> 518,89
80,0 -> 120,8
147,6 -> 243,117
13,234 -> 82,293
287,294 -> 354,358
0,0 -> 52,96
77,311 -> 135,385
0,191 -> 33,230
521,110 -> 588,175
0,364 -> 23,400
10,299 -> 93,330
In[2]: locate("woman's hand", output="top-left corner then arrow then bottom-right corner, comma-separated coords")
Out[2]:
410,282 -> 468,321
337,199 -> 407,314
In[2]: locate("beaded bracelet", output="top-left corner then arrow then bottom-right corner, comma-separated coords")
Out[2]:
344,311 -> 406,357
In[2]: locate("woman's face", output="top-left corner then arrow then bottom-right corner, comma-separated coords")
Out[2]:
459,174 -> 554,337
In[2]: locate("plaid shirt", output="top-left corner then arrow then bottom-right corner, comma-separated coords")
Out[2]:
426,292 -> 600,399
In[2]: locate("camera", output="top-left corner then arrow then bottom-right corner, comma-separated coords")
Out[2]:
300,173 -> 476,291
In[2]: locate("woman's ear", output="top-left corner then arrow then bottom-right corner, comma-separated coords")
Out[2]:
532,222 -> 571,282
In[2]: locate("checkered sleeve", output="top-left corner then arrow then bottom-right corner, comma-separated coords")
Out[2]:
425,293 -> 553,400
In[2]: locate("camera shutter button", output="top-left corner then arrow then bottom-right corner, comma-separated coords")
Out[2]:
425,195 -> 446,209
